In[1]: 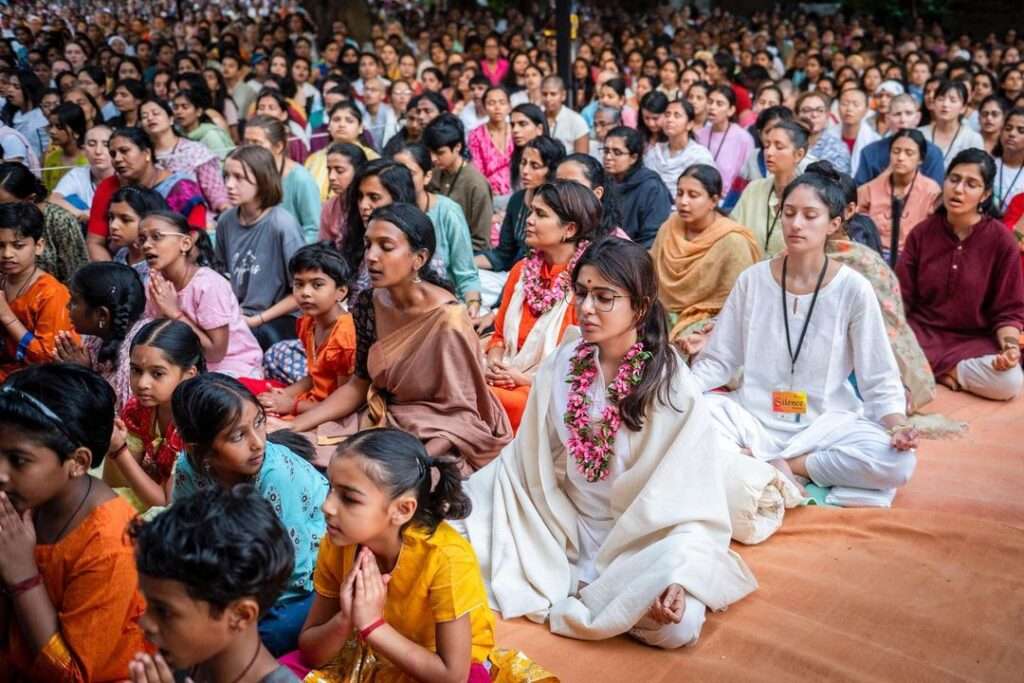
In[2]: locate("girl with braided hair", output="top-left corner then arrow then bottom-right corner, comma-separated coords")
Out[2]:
55,262 -> 150,411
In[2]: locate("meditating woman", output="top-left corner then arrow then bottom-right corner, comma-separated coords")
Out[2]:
643,98 -> 716,195
555,153 -> 625,236
508,103 -> 547,193
290,203 -> 511,470
917,80 -> 985,164
603,126 -> 672,246
318,142 -> 367,246
692,165 -> 919,507
993,106 -> 1024,215
461,238 -> 766,650
731,120 -> 810,256
856,128 -> 942,265
652,164 -> 760,353
898,148 -> 1024,400
486,181 -> 606,431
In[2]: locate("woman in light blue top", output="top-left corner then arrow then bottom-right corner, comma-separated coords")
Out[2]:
394,143 -> 484,305
171,373 -> 328,655
244,115 -> 322,242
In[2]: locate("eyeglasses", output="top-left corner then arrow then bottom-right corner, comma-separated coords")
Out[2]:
137,231 -> 188,246
573,286 -> 628,312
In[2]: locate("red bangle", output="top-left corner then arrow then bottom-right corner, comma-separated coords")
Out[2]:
358,618 -> 386,642
4,573 -> 43,597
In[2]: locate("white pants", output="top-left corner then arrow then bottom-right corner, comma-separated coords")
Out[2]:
705,394 -> 917,493
956,355 -> 1023,401
629,595 -> 707,649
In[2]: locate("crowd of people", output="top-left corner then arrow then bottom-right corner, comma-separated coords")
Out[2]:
0,1 -> 1023,682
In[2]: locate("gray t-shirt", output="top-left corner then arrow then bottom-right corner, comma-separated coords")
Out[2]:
214,205 -> 306,317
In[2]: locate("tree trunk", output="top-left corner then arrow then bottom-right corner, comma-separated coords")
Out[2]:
302,0 -> 374,43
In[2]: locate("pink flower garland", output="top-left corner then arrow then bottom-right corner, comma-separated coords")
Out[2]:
564,341 -> 651,482
521,241 -> 590,317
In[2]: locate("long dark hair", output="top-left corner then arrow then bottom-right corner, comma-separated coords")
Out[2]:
638,90 -> 669,145
0,364 -> 116,467
69,263 -> 146,366
367,202 -> 454,293
341,159 -> 417,275
172,373 -> 312,470
559,154 -> 623,234
334,428 -> 470,534
510,103 -> 547,189
572,238 -> 677,431
131,319 -> 207,375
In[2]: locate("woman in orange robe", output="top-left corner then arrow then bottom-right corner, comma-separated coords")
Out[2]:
485,181 -> 608,431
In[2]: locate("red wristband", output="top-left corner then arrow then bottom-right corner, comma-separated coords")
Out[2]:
4,573 -> 43,597
358,618 -> 386,642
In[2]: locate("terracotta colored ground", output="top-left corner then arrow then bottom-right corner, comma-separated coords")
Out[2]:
494,388 -> 1024,682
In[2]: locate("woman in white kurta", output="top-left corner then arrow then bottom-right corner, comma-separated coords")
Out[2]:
460,238 -> 800,650
691,165 -> 919,507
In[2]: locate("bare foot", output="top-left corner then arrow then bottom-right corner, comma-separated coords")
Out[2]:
937,372 -> 961,392
769,458 -> 807,497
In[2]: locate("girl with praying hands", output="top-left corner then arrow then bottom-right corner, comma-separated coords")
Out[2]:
731,120 -> 810,257
691,165 -> 919,507
898,149 -> 1024,400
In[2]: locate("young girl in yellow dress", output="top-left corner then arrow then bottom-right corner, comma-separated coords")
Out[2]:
297,428 -> 555,683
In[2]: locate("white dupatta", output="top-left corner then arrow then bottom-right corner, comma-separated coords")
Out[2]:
501,271 -> 573,374
460,340 -> 800,641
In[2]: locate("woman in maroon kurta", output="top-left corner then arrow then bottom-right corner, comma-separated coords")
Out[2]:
898,149 -> 1024,400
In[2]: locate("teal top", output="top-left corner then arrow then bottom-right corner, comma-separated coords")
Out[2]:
283,164 -> 323,243
173,440 -> 328,601
427,194 -> 482,299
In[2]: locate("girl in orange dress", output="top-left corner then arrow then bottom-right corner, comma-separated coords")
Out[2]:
0,203 -> 77,381
485,180 -> 608,430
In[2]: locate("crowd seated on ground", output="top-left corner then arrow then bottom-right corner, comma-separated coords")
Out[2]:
0,2 -> 1022,681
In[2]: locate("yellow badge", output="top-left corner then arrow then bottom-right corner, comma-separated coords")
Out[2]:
772,390 -> 808,415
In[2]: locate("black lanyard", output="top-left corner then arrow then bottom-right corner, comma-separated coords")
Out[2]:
888,170 -> 917,267
711,125 -> 731,162
442,161 -> 465,197
764,186 -> 781,252
932,123 -> 962,162
998,162 -> 1024,214
781,255 -> 829,376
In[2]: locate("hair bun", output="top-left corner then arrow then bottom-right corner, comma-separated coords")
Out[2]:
804,159 -> 840,182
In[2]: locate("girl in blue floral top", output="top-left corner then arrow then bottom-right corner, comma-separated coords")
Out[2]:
170,373 -> 328,656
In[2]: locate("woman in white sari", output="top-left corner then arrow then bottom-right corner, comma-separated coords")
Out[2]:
461,238 -> 800,650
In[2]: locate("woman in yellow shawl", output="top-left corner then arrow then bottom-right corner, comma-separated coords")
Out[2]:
650,164 -> 761,355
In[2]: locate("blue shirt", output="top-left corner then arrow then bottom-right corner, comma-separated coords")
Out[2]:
173,440 -> 328,601
854,137 -> 946,187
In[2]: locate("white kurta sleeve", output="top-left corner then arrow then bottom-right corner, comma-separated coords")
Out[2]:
847,276 -> 907,422
691,268 -> 750,392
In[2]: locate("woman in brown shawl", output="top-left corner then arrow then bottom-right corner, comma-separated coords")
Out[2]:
290,203 -> 511,469
650,164 -> 761,355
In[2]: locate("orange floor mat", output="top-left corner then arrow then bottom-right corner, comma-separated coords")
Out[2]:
493,389 -> 1024,682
